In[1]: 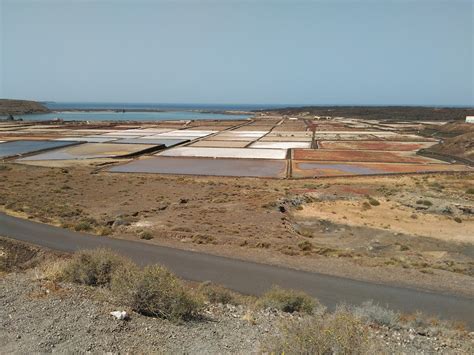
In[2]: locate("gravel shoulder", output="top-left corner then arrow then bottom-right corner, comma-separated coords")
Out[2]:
1,268 -> 473,353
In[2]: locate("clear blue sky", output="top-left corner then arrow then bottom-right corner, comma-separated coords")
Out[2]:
1,0 -> 472,106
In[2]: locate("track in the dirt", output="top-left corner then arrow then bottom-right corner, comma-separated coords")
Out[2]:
0,212 -> 472,328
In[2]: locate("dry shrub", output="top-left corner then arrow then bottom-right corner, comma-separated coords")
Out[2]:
41,258 -> 71,281
258,286 -> 318,314
367,196 -> 380,206
298,240 -> 313,251
111,264 -> 203,321
262,306 -> 369,354
198,281 -> 239,305
352,300 -> 400,328
138,230 -> 154,240
60,249 -> 131,286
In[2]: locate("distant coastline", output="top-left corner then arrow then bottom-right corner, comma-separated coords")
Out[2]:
1,99 -> 473,122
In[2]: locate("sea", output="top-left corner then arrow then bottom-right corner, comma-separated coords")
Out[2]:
2,102 -> 287,122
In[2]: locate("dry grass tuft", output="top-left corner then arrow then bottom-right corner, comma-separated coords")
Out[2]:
262,306 -> 369,354
258,286 -> 319,314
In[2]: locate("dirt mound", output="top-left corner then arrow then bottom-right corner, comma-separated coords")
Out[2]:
0,237 -> 49,272
0,99 -> 50,115
427,122 -> 474,138
425,131 -> 474,162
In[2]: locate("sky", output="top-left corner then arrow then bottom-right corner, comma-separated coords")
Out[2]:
0,0 -> 473,106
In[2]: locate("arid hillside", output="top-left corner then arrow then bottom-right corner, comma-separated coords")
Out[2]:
0,99 -> 50,115
422,122 -> 474,162
261,106 -> 474,121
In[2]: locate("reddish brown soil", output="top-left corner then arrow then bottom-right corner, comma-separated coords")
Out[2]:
293,149 -> 438,163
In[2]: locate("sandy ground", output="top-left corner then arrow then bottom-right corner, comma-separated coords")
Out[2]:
296,200 -> 473,243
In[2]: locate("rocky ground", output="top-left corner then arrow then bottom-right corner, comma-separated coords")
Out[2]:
1,242 -> 473,354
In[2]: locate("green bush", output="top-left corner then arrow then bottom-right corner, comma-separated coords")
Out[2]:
262,306 -> 369,354
111,264 -> 203,321
258,286 -> 318,314
61,249 -> 131,286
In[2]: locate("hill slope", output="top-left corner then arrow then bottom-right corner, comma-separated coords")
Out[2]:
0,99 -> 50,115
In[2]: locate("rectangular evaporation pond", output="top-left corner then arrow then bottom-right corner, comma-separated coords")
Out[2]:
144,134 -> 204,141
292,149 -> 440,164
291,161 -> 472,178
233,126 -> 275,131
53,137 -> 119,143
18,143 -> 162,161
188,140 -> 250,148
381,135 -> 438,142
185,126 -> 229,131
121,128 -> 174,134
259,136 -> 312,142
313,131 -> 396,135
318,141 -> 436,151
156,130 -> 216,137
110,156 -> 287,178
113,138 -> 188,147
250,141 -> 311,149
0,140 -> 80,159
222,131 -> 268,137
267,131 -> 313,137
206,135 -> 257,142
102,131 -> 151,137
157,147 -> 287,160
313,134 -> 380,141
74,129 -> 117,133
179,129 -> 218,134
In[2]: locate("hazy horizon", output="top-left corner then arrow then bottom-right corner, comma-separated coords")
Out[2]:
1,0 -> 473,106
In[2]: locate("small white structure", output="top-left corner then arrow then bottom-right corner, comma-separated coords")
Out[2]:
466,116 -> 474,123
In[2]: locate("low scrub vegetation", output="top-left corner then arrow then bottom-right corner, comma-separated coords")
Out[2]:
366,196 -> 380,206
111,264 -> 203,321
42,248 -> 468,334
258,286 -> 319,314
60,249 -> 129,286
263,306 -> 370,354
298,240 -> 313,251
198,281 -> 239,305
138,230 -> 153,240
416,199 -> 433,207
352,300 -> 400,328
51,249 -> 203,322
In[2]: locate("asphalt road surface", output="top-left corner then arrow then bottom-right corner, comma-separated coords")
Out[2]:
1,212 -> 472,327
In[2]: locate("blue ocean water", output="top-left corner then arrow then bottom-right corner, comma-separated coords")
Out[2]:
5,111 -> 252,122
1,102 -> 285,121
44,102 -> 281,111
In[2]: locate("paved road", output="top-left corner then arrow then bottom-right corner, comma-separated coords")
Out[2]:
1,212 -> 472,327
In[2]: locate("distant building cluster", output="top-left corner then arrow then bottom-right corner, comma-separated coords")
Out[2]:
466,116 -> 474,123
